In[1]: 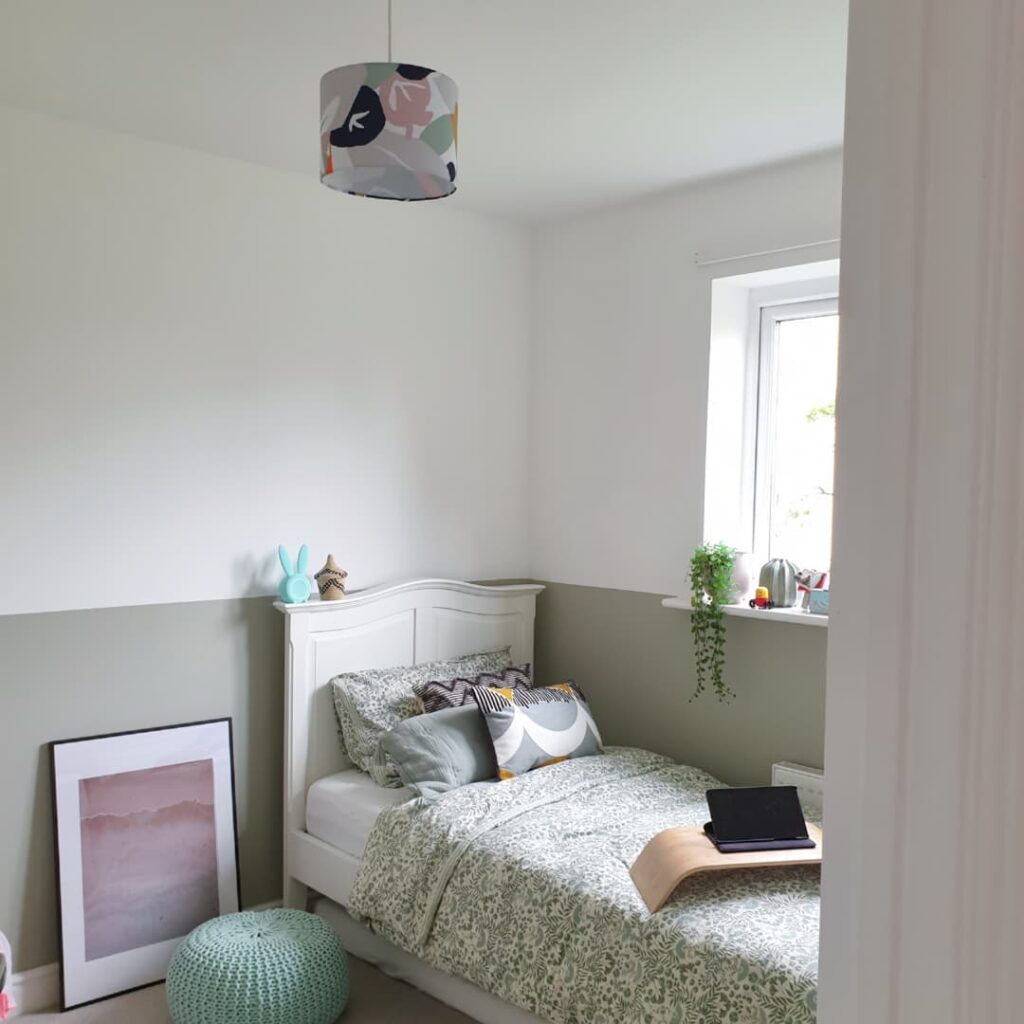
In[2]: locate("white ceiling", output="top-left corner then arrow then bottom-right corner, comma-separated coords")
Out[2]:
0,1 -> 848,223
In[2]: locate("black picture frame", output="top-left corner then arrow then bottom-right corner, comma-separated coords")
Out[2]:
50,717 -> 241,1011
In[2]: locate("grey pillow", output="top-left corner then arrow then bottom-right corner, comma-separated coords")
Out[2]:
381,704 -> 497,800
331,647 -> 512,786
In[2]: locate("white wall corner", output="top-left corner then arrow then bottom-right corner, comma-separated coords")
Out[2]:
529,154 -> 844,595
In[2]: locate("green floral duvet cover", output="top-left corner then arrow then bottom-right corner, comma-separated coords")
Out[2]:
349,747 -> 819,1024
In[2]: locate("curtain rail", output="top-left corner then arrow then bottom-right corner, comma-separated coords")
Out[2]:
693,238 -> 840,268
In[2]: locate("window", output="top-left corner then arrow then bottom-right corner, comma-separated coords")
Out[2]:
752,298 -> 839,571
703,261 -> 840,577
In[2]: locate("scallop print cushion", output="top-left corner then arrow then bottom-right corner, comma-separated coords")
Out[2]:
474,682 -> 604,780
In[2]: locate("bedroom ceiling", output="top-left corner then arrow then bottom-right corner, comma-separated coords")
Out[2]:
0,0 -> 848,222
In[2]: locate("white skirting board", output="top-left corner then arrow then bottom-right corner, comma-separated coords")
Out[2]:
9,962 -> 59,1017
8,901 -> 282,1016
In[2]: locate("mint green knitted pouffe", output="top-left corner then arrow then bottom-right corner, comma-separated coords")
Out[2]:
166,910 -> 348,1024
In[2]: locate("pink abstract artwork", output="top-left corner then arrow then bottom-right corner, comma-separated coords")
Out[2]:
78,759 -> 218,961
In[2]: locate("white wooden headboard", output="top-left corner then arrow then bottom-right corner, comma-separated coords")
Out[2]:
275,578 -> 543,907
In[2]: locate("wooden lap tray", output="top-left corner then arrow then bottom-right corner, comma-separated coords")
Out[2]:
630,823 -> 823,913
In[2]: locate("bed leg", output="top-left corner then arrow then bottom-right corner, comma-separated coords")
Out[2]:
284,876 -> 308,910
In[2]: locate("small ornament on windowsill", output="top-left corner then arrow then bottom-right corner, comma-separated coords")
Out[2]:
759,558 -> 799,608
796,569 -> 830,611
315,554 -> 349,601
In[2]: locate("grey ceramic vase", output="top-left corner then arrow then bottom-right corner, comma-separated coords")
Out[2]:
759,558 -> 799,607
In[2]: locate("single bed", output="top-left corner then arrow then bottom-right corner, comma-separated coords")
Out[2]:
279,579 -> 552,1023
277,579 -> 819,1024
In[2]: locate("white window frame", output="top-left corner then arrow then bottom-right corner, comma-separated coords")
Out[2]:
702,260 -> 839,565
749,295 -> 840,564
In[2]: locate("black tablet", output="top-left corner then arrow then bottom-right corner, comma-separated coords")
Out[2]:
704,786 -> 816,853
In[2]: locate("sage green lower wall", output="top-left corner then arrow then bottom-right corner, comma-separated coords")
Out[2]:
533,582 -> 827,786
0,598 -> 284,972
1,581 -> 825,973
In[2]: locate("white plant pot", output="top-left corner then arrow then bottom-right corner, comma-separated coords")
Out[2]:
731,552 -> 757,601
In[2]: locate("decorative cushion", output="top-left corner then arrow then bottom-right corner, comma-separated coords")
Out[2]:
474,682 -> 604,780
165,909 -> 347,1024
331,647 -> 512,787
381,704 -> 498,800
414,665 -> 532,714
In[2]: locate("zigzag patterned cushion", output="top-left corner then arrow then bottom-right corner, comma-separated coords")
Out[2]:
414,665 -> 532,714
474,682 -> 603,780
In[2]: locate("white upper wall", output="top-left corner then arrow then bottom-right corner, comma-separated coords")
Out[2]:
529,151 -> 844,595
0,103 -> 843,615
0,104 -> 532,616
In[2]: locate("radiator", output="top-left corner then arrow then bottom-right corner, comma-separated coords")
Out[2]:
771,761 -> 824,816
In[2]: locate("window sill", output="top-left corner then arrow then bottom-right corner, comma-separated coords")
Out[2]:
661,596 -> 828,628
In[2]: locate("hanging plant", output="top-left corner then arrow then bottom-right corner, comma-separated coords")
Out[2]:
689,542 -> 736,702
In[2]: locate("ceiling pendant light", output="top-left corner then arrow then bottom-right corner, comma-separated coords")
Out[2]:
320,0 -> 458,201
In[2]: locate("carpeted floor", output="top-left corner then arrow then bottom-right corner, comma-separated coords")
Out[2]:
22,957 -> 475,1023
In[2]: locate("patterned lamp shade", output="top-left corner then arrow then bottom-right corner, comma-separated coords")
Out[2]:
320,62 -> 458,201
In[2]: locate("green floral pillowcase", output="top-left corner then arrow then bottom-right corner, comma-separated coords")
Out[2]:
331,647 -> 512,787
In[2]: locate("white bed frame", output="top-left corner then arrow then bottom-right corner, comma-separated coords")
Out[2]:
276,579 -> 547,1023
276,581 -> 540,909
276,577 -> 544,910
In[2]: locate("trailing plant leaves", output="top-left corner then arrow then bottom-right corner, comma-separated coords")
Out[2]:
689,542 -> 736,702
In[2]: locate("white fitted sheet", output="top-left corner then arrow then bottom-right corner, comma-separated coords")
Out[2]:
305,770 -> 412,860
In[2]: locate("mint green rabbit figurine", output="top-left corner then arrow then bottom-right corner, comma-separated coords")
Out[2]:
278,544 -> 312,604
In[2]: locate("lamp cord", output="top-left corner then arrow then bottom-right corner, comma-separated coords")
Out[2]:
387,0 -> 393,62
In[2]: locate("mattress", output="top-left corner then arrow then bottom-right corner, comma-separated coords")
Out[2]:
305,770 -> 412,860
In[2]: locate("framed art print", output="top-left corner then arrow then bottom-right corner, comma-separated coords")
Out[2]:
50,718 -> 240,1010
